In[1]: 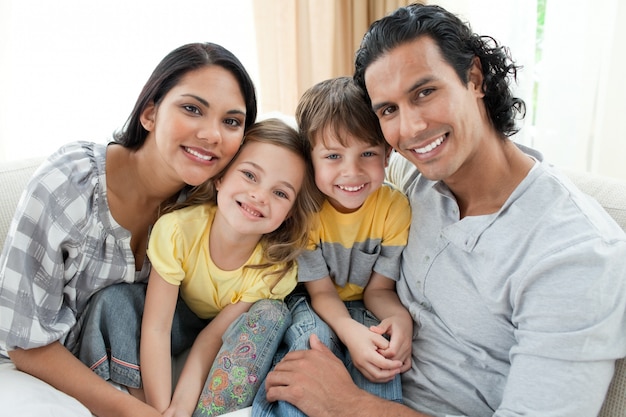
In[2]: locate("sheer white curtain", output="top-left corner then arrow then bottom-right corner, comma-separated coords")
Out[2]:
533,0 -> 626,179
437,0 -> 625,180
0,0 -> 258,163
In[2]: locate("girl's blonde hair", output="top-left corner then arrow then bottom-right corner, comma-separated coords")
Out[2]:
164,118 -> 323,287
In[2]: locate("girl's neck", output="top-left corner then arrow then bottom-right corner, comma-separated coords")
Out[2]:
209,210 -> 262,271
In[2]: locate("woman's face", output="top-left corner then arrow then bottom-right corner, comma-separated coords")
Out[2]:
141,65 -> 247,186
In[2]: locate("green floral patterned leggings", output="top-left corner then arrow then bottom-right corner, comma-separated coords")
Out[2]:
193,299 -> 290,417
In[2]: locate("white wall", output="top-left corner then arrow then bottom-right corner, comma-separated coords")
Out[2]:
0,0 -> 258,162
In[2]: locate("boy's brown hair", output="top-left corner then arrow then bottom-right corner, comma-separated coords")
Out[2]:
295,76 -> 387,149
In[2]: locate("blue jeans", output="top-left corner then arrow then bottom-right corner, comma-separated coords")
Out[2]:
252,289 -> 402,417
77,283 -> 290,415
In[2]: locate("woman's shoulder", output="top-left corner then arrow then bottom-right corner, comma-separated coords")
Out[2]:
36,141 -> 107,183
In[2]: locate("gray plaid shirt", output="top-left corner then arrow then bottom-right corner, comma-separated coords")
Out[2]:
0,141 -> 150,356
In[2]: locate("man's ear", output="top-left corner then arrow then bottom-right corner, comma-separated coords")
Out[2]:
140,102 -> 157,131
467,56 -> 485,98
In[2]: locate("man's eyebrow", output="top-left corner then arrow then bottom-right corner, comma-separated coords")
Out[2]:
182,94 -> 246,118
371,76 -> 436,113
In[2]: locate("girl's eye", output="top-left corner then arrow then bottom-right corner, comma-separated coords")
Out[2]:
183,105 -> 201,115
242,170 -> 255,181
274,190 -> 289,199
224,118 -> 242,127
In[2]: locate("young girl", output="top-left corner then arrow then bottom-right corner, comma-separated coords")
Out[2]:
0,42 -> 256,417
140,118 -> 322,417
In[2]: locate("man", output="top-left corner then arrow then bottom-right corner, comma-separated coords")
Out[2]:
262,4 -> 626,416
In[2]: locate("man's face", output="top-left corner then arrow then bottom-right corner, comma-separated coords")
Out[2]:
364,36 -> 486,183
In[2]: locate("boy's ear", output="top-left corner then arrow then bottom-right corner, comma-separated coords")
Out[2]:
384,146 -> 393,168
140,102 -> 157,131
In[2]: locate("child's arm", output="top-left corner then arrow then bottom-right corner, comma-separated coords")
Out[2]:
305,277 -> 402,383
166,300 -> 253,416
140,269 -> 180,412
364,272 -> 413,372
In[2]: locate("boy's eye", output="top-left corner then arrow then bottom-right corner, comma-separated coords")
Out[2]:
326,154 -> 340,160
362,151 -> 376,157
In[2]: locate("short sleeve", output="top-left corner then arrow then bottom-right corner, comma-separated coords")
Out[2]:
147,213 -> 186,286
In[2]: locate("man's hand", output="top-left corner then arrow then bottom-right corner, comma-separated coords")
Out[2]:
264,334 -> 364,417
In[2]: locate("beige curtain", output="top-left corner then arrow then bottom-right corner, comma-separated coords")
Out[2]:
253,0 -> 415,115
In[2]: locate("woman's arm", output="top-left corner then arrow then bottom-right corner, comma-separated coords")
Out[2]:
9,342 -> 161,417
141,269 -> 180,412
167,301 -> 253,415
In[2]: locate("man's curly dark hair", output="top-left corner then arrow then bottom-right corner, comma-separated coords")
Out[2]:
354,3 -> 526,137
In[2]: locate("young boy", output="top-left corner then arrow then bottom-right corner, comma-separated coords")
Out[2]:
252,76 -> 413,417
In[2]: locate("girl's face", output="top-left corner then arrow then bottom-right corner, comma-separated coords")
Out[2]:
215,140 -> 305,238
141,65 -> 247,186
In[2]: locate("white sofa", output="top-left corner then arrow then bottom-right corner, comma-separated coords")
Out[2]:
0,156 -> 625,416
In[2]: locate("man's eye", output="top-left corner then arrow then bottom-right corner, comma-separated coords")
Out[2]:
382,105 -> 397,116
418,88 -> 434,98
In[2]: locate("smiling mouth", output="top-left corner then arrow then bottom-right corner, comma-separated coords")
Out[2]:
239,202 -> 262,217
337,184 -> 365,192
414,134 -> 447,154
184,147 -> 215,161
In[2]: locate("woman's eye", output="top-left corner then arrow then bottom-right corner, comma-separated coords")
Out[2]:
224,118 -> 242,127
183,105 -> 201,115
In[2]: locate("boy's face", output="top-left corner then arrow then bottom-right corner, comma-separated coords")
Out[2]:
311,127 -> 387,213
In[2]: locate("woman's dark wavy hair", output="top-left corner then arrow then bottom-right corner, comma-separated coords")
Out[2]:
354,3 -> 525,137
114,42 -> 257,149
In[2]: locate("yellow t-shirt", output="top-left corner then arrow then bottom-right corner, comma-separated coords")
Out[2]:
147,204 -> 297,319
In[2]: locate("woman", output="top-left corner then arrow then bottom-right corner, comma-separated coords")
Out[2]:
0,42 -> 257,417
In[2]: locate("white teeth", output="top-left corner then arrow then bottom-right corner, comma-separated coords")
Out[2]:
241,203 -> 261,217
338,184 -> 365,192
185,147 -> 214,161
415,136 -> 445,154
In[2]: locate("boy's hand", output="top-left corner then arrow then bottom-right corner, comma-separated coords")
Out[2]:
343,320 -> 404,383
370,314 -> 413,373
